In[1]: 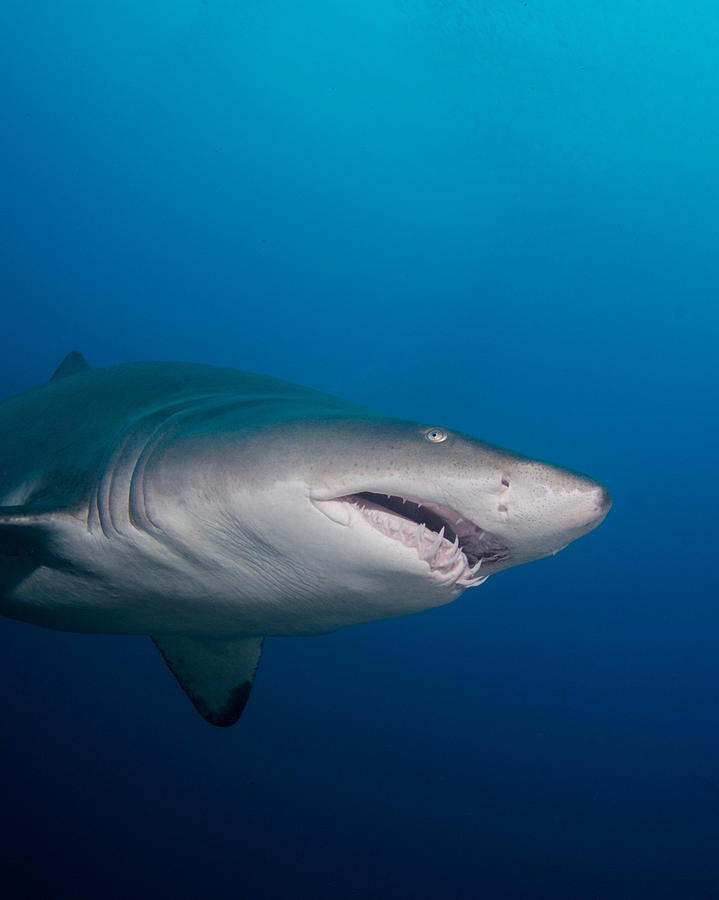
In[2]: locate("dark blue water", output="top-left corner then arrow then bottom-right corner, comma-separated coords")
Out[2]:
1,2 -> 717,897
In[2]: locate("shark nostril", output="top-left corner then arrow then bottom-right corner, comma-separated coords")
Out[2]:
501,477 -> 510,488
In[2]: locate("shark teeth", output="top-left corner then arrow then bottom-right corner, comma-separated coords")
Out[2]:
425,525 -> 445,565
342,496 -> 491,587
311,490 -> 510,587
456,558 -> 485,587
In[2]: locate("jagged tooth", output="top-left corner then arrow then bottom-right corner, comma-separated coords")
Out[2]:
451,542 -> 463,567
414,523 -> 425,549
468,557 -> 484,577
428,526 -> 445,567
457,571 -> 488,588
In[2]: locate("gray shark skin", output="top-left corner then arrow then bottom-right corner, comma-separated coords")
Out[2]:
0,353 -> 610,726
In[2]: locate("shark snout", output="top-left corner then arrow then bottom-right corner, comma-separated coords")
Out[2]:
584,483 -> 612,528
484,461 -> 611,566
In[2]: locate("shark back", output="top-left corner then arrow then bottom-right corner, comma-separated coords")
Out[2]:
0,356 -> 357,513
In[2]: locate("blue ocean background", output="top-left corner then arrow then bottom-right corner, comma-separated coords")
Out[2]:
1,1 -> 718,897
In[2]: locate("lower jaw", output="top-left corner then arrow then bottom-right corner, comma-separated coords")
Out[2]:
311,495 -> 500,589
356,517 -> 490,589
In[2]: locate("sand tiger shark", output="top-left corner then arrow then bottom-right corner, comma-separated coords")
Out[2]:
0,353 -> 610,726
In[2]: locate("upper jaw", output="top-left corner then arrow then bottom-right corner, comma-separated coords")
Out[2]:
310,488 -> 511,590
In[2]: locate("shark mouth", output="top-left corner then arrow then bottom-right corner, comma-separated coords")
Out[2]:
330,491 -> 510,588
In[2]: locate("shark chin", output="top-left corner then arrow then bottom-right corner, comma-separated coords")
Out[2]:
0,352 -> 610,728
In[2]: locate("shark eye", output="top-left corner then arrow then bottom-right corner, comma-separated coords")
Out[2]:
424,427 -> 448,443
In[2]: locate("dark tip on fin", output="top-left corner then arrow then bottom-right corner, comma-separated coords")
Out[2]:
196,682 -> 253,728
50,350 -> 91,382
151,634 -> 263,728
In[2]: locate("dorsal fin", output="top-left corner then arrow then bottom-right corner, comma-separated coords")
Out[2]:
50,351 -> 91,382
151,634 -> 264,727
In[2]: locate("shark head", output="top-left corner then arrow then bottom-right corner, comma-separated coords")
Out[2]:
142,408 -> 610,636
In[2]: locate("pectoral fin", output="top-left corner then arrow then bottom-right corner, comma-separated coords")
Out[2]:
0,505 -> 69,597
151,634 -> 264,727
0,507 -> 54,559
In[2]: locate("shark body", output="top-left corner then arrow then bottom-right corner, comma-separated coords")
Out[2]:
0,353 -> 610,725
